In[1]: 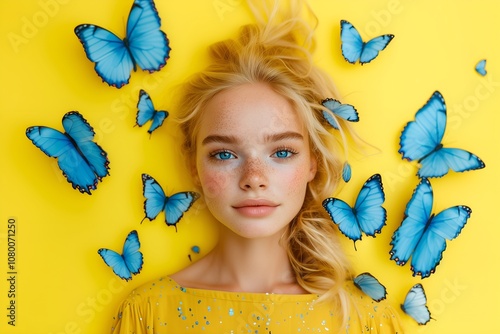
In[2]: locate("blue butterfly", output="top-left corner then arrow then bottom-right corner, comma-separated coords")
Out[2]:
98,230 -> 143,281
322,174 -> 386,248
340,20 -> 394,64
26,111 -> 110,194
142,173 -> 200,231
353,272 -> 387,302
399,91 -> 485,178
401,284 -> 431,325
136,89 -> 168,135
390,178 -> 471,278
74,0 -> 170,88
321,98 -> 359,130
475,59 -> 487,76
342,161 -> 352,183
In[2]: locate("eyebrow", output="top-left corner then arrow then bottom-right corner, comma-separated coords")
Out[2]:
201,131 -> 304,146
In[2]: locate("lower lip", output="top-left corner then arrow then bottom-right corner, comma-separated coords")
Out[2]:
234,206 -> 277,218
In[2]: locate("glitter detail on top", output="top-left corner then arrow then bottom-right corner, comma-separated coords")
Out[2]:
110,277 -> 404,333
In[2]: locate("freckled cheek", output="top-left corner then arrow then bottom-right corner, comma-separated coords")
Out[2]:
198,168 -> 233,200
286,170 -> 310,195
278,170 -> 313,210
286,160 -> 314,189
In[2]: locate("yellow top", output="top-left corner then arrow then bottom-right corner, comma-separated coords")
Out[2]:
110,276 -> 404,333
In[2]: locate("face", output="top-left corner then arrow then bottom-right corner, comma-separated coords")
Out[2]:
194,82 -> 317,239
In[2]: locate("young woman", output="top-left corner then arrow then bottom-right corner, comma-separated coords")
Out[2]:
110,1 -> 404,332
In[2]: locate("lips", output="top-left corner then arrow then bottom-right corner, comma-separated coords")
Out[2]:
232,199 -> 279,218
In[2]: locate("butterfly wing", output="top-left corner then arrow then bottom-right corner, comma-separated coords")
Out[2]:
401,284 -> 431,325
26,127 -> 73,158
26,126 -> 96,193
148,110 -> 168,134
353,272 -> 387,302
400,91 -> 485,177
399,91 -> 446,163
340,20 -> 364,64
98,248 -> 132,280
342,161 -> 352,183
323,197 -> 362,242
321,110 -> 340,130
142,173 -> 167,221
322,174 -> 385,243
359,34 -> 394,64
390,178 -> 433,266
62,112 -> 110,180
121,230 -> 144,277
142,174 -> 200,229
137,89 -> 168,134
136,89 -> 156,126
164,192 -> 200,227
26,112 -> 107,194
74,24 -> 134,88
475,59 -> 487,76
98,230 -> 143,281
410,205 -> 471,278
322,98 -> 359,130
126,0 -> 170,72
353,174 -> 386,237
418,147 -> 485,178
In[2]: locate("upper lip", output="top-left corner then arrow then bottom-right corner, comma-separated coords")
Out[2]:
232,199 -> 279,208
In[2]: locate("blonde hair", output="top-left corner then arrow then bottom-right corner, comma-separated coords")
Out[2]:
176,0 -> 353,327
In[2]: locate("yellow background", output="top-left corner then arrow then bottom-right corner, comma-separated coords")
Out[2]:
1,0 -> 498,333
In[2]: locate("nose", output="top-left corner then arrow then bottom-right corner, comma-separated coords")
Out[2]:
239,158 -> 268,190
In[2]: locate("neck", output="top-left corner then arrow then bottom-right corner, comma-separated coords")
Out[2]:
205,225 -> 302,293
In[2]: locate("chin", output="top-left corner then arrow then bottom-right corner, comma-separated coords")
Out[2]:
227,222 -> 289,240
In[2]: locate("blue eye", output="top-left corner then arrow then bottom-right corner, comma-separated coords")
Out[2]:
213,151 -> 235,160
273,149 -> 295,159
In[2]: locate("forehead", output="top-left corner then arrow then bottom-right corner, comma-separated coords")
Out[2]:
197,83 -> 305,139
